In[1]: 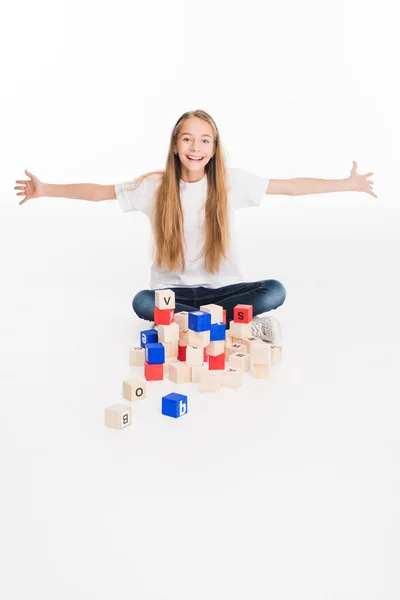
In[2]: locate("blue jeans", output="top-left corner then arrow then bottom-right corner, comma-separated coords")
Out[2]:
132,279 -> 286,324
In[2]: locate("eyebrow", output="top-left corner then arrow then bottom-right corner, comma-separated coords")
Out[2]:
181,132 -> 212,138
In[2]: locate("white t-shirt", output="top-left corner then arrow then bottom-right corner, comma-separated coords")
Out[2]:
114,167 -> 270,290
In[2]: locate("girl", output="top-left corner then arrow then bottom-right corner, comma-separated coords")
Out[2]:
16,109 -> 376,345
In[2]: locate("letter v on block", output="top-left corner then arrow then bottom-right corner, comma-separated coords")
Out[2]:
155,289 -> 176,310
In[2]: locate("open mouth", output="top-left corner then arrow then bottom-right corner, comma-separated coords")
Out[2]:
187,156 -> 204,162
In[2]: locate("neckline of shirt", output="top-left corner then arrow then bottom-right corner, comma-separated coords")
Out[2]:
180,173 -> 207,187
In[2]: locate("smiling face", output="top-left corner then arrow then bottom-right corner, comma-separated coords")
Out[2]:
174,117 -> 215,183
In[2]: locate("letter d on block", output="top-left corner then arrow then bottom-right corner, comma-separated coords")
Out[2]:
179,400 -> 187,416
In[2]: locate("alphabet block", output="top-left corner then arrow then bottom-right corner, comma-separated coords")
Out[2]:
122,378 -> 147,401
221,367 -> 242,388
250,342 -> 271,365
177,344 -> 187,361
208,352 -> 225,370
225,343 -> 246,359
271,345 -> 283,365
191,363 -> 209,383
229,320 -> 252,339
207,340 -> 225,357
174,311 -> 189,331
169,361 -> 191,384
222,309 -> 226,324
251,364 -> 270,379
155,289 -> 175,310
240,336 -> 261,353
163,356 -> 177,376
154,306 -> 174,325
229,352 -> 251,372
233,304 -> 253,324
158,322 -> 180,343
188,328 -> 210,347
188,310 -> 212,332
162,392 -> 188,418
179,330 -> 189,345
144,360 -> 163,381
199,303 -> 224,324
186,345 -> 203,366
145,342 -> 165,364
209,322 -> 226,341
161,340 -> 178,358
105,403 -> 131,430
129,346 -> 145,366
140,329 -> 158,348
199,371 -> 222,393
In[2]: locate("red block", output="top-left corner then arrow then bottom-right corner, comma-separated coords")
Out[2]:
222,309 -> 226,325
203,347 -> 207,360
233,304 -> 253,324
178,345 -> 187,361
208,353 -> 225,370
154,307 -> 174,325
144,360 -> 163,381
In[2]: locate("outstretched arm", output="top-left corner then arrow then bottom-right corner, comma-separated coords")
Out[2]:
267,161 -> 377,198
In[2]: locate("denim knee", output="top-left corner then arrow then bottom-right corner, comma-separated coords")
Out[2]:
260,279 -> 286,307
132,289 -> 155,320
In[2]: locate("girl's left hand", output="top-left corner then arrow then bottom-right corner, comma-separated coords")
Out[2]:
348,161 -> 377,198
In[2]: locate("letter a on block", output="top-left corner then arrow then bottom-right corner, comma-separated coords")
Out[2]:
155,289 -> 176,310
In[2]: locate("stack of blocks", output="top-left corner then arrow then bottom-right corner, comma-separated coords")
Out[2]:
104,289 -> 283,429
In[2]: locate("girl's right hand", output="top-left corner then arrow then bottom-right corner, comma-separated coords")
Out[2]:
15,169 -> 44,205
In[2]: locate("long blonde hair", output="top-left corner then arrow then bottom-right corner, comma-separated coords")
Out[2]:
133,109 -> 230,274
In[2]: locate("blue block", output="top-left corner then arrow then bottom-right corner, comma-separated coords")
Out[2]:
188,310 -> 211,332
210,322 -> 226,341
140,329 -> 158,348
145,342 -> 165,364
162,392 -> 188,418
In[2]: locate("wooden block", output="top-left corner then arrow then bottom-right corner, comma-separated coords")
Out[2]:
188,310 -> 212,332
155,289 -> 175,310
154,306 -> 174,325
188,328 -> 210,347
199,303 -> 224,324
186,345 -> 204,366
177,344 -> 187,361
158,322 -> 180,343
222,309 -> 226,324
163,356 -> 177,377
105,403 -> 131,430
207,340 -> 225,356
225,343 -> 246,359
191,363 -> 209,382
240,336 -> 260,353
233,304 -> 253,324
221,367 -> 242,388
169,361 -> 191,384
229,320 -> 252,339
250,342 -> 271,365
144,361 -> 163,381
208,352 -> 225,370
129,346 -> 145,366
271,345 -> 283,365
179,330 -> 189,345
122,378 -> 147,402
161,340 -> 178,358
251,364 -> 270,379
162,392 -> 188,418
174,311 -> 189,331
199,371 -> 222,393
229,352 -> 251,372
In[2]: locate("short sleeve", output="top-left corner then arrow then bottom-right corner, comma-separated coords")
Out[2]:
228,167 -> 270,210
114,175 -> 152,215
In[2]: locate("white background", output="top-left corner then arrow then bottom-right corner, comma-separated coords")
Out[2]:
1,0 -> 400,598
